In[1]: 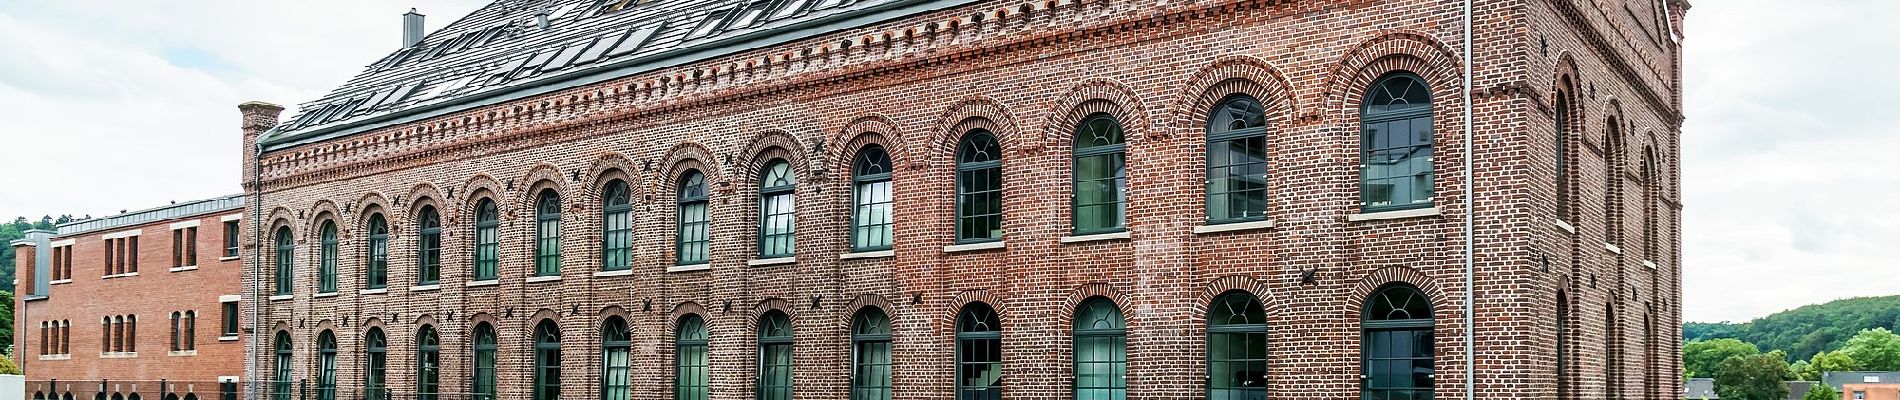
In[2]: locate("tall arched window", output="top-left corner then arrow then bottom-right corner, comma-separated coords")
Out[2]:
318,221 -> 338,293
534,190 -> 563,276
184,311 -> 195,350
1208,291 -> 1268,399
1072,114 -> 1127,234
675,315 -> 709,400
601,180 -> 634,271
417,206 -> 441,285
1557,292 -> 1571,400
317,331 -> 337,400
473,199 -> 500,281
758,160 -> 797,258
365,328 -> 387,400
170,312 -> 181,351
417,326 -> 440,400
955,130 -> 1003,243
472,323 -> 498,400
757,311 -> 794,400
1206,96 -> 1269,223
676,171 -> 710,265
1604,119 -> 1623,246
1074,297 -> 1127,400
1555,82 -> 1573,221
1606,303 -> 1619,398
955,302 -> 1002,400
602,317 -> 632,400
1360,73 -> 1436,211
1362,284 -> 1435,400
850,308 -> 892,400
1642,146 -> 1659,260
851,146 -> 894,252
1644,308 -> 1657,400
273,331 -> 292,400
365,215 -> 387,289
274,227 -> 294,295
533,321 -> 562,400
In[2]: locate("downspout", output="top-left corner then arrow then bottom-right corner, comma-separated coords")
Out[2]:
1460,0 -> 1476,398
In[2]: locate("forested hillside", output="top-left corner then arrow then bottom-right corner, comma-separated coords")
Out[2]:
1686,295 -> 1900,362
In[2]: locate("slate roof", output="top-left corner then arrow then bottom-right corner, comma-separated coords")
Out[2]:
1684,377 -> 1718,399
260,0 -> 968,151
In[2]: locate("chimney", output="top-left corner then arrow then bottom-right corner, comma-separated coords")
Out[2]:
535,3 -> 551,31
238,101 -> 285,192
403,8 -> 425,48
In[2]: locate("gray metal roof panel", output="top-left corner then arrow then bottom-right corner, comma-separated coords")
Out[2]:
55,194 -> 245,237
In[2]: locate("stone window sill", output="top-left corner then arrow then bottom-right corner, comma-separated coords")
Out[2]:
219,256 -> 241,261
359,288 -> 388,295
1060,231 -> 1131,244
667,264 -> 711,273
840,250 -> 895,260
219,335 -> 240,342
169,350 -> 198,357
313,292 -> 339,299
1192,220 -> 1275,234
1603,242 -> 1623,255
50,279 -> 72,285
100,352 -> 139,359
1347,207 -> 1442,222
103,272 -> 140,279
465,280 -> 499,287
410,284 -> 441,292
268,294 -> 293,301
594,269 -> 634,277
747,257 -> 796,267
525,275 -> 563,283
1643,260 -> 1658,269
169,265 -> 199,273
943,241 -> 1005,253
39,354 -> 71,361
1553,218 -> 1577,234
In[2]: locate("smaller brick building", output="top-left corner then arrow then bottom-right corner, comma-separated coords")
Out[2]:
12,195 -> 249,400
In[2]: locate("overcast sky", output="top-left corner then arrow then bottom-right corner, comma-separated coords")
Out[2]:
0,1 -> 1892,323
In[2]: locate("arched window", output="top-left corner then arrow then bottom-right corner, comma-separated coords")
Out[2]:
850,308 -> 892,400
534,190 -> 563,276
758,160 -> 798,258
533,320 -> 562,400
851,146 -> 894,252
1208,291 -> 1268,399
184,311 -> 195,350
675,315 -> 709,400
601,180 -> 634,271
365,214 -> 388,289
1074,297 -> 1127,400
417,206 -> 441,285
1360,73 -> 1436,211
473,199 -> 500,281
317,221 -> 337,293
955,130 -> 1004,243
601,317 -> 633,400
676,171 -> 710,265
275,227 -> 294,295
1604,119 -> 1623,246
955,302 -> 1002,400
1642,146 -> 1659,260
472,323 -> 498,400
1557,292 -> 1571,399
1644,309 -> 1657,400
272,331 -> 292,400
170,312 -> 181,352
1555,81 -> 1573,221
1606,303 -> 1620,398
417,326 -> 440,400
757,311 -> 794,400
1361,284 -> 1435,399
1072,114 -> 1127,234
365,327 -> 388,399
316,330 -> 337,400
1206,96 -> 1269,223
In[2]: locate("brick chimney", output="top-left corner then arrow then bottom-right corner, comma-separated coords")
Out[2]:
239,101 -> 284,191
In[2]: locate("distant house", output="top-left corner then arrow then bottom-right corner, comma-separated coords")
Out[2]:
1686,377 -> 1719,399
1824,372 -> 1900,391
1789,381 -> 1816,400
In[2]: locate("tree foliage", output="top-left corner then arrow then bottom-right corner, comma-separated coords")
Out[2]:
1840,327 -> 1900,371
1686,295 -> 1900,361
1803,384 -> 1840,400
1714,350 -> 1792,400
1685,338 -> 1761,379
1798,350 -> 1859,381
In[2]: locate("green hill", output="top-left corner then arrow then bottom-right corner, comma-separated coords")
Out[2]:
1686,295 -> 1900,361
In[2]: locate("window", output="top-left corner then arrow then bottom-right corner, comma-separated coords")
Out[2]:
223,221 -> 240,258
169,311 -> 196,351
602,317 -> 633,400
1205,96 -> 1269,223
417,326 -> 440,400
955,302 -> 1002,400
1360,73 -> 1436,211
1557,293 -> 1571,399
1606,303 -> 1619,397
1074,298 -> 1126,400
472,323 -> 498,400
850,308 -> 892,400
1642,146 -> 1659,260
1208,291 -> 1268,400
850,146 -> 894,251
676,172 -> 710,265
1361,284 -> 1435,400
758,160 -> 797,258
317,331 -> 337,400
221,301 -> 239,337
757,311 -> 794,400
365,328 -> 387,400
533,321 -> 562,400
1604,119 -> 1622,245
1072,114 -> 1127,234
173,226 -> 198,268
601,180 -> 634,271
417,206 -> 441,285
1555,84 -> 1573,221
366,214 -> 389,289
955,130 -> 1004,243
170,312 -> 182,351
319,221 -> 338,293
185,311 -> 195,351
676,315 -> 709,400
534,190 -> 563,276
474,199 -> 500,281
273,331 -> 292,400
1854,391 -> 1866,400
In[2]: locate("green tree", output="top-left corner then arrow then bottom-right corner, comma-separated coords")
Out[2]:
1714,350 -> 1792,400
1803,384 -> 1840,400
1800,350 -> 1859,381
1685,296 -> 1900,361
0,355 -> 17,375
1686,338 -> 1761,379
0,290 -> 12,355
1840,327 -> 1900,371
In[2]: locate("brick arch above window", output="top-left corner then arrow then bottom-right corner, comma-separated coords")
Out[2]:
582,152 -> 642,204
350,191 -> 393,224
1057,283 -> 1140,332
512,164 -> 569,212
666,301 -> 713,338
400,183 -> 445,220
925,96 -> 1024,168
1343,266 -> 1453,322
1195,275 -> 1280,321
1170,55 -> 1301,138
739,130 -> 814,180
1040,78 -> 1152,146
830,115 -> 912,172
839,294 -> 899,328
524,309 -> 562,333
457,174 -> 507,218
942,290 -> 1006,336
654,141 -> 728,198
747,297 -> 797,334
303,201 -> 344,240
1322,30 -> 1464,125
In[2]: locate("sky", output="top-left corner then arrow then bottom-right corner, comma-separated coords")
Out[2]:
0,1 -> 1893,323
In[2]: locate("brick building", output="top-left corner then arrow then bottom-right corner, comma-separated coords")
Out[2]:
12,195 -> 249,400
240,0 -> 1686,399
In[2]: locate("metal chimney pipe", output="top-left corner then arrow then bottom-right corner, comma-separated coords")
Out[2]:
403,8 -> 425,48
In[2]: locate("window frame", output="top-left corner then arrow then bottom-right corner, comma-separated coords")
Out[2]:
473,199 -> 500,281
675,315 -> 710,400
1072,297 -> 1127,400
1358,72 -> 1438,213
533,190 -> 563,276
1204,95 -> 1271,224
272,331 -> 292,400
1360,284 -> 1436,400
756,160 -> 798,259
756,311 -> 795,400
317,221 -> 338,293
223,220 -> 240,258
1207,291 -> 1269,399
954,302 -> 1003,400
1070,113 -> 1129,235
472,323 -> 498,400
273,227 -> 294,296
849,146 -> 895,252
533,321 -> 563,400
365,215 -> 388,289
600,180 -> 635,271
601,317 -> 633,400
676,171 -> 711,266
850,308 -> 893,400
417,326 -> 441,400
954,130 -> 1005,244
316,330 -> 337,400
417,206 -> 442,285
365,327 -> 388,399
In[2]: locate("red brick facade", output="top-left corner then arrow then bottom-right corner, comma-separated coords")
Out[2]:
243,0 -> 1686,399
